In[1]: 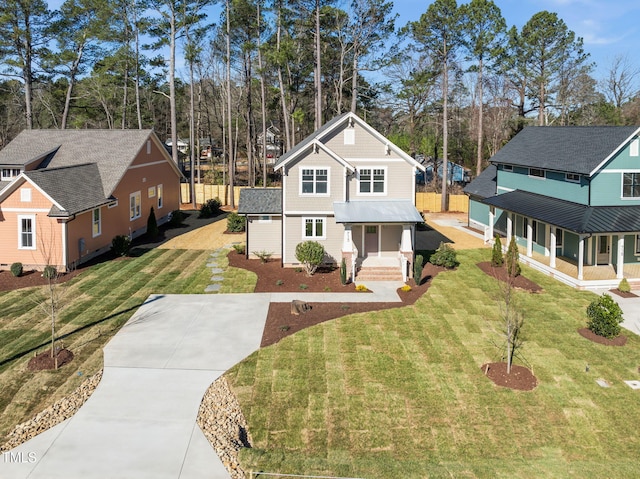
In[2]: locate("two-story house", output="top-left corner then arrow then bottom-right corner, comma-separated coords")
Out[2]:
238,112 -> 426,281
464,126 -> 640,289
0,129 -> 182,272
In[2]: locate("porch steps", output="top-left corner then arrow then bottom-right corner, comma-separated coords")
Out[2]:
356,266 -> 404,282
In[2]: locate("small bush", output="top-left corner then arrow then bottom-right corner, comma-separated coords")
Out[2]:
587,293 -> 624,339
42,265 -> 57,280
323,286 -> 331,291
168,210 -> 186,228
618,278 -> 631,293
505,236 -> 521,277
400,284 -> 412,292
340,258 -> 347,285
10,262 -> 23,277
227,212 -> 246,232
491,235 -> 504,267
199,198 -> 222,218
276,279 -> 284,286
414,254 -> 424,284
299,283 -> 308,290
111,235 -> 131,257
295,240 -> 325,276
429,242 -> 458,269
253,250 -> 273,263
232,244 -> 246,255
147,207 -> 159,240
355,284 -> 368,292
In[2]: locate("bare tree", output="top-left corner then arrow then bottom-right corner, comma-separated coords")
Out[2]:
603,54 -> 639,110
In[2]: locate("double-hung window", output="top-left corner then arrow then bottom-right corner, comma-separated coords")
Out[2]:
157,184 -> 163,209
92,208 -> 101,237
623,173 -> 640,198
130,191 -> 141,220
358,167 -> 385,194
303,217 -> 325,239
18,215 -> 35,249
301,168 -> 328,195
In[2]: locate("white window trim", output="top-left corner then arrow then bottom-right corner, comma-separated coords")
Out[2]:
621,172 -> 640,199
157,184 -> 163,209
631,138 -> 639,157
92,208 -> 101,238
130,191 -> 141,220
357,166 -> 387,196
2,168 -> 21,180
299,167 -> 330,196
565,173 -> 580,183
528,168 -> 545,179
20,188 -> 32,202
302,217 -> 326,240
18,214 -> 36,250
258,215 -> 272,223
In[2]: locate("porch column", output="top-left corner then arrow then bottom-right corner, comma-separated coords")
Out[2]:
549,228 -> 557,268
400,225 -> 414,281
342,225 -> 355,281
487,207 -> 495,243
506,213 -> 513,246
526,220 -> 533,257
578,236 -> 585,281
617,235 -> 625,280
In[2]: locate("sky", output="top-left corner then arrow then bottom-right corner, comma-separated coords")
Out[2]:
45,0 -> 640,85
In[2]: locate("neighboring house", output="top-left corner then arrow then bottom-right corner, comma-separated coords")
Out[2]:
0,129 -> 182,272
464,126 -> 640,289
257,125 -> 282,163
238,112 -> 426,281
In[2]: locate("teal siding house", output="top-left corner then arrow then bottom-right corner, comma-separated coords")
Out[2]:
464,126 -> 640,289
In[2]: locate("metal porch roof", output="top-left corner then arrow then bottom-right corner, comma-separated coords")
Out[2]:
333,200 -> 423,223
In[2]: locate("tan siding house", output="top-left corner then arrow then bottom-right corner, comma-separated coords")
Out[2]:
0,130 -> 182,271
238,113 -> 425,281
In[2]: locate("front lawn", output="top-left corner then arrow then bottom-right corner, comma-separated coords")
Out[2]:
227,248 -> 640,478
0,248 -> 213,443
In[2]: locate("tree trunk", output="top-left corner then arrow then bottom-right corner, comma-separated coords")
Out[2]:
441,48 -> 449,212
226,0 -> 235,208
350,53 -> 358,113
314,1 -> 322,129
134,0 -> 142,129
257,3 -> 268,187
476,57 -> 483,176
169,6 -> 178,167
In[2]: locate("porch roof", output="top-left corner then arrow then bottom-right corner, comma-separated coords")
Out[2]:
333,200 -> 423,223
482,190 -> 640,234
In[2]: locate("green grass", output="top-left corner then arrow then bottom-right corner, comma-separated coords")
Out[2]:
227,248 -> 640,478
0,248 -> 213,443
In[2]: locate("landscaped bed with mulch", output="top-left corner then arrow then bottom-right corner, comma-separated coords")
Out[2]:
227,251 -> 445,347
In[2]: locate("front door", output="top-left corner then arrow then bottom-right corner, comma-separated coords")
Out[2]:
597,235 -> 610,265
365,225 -> 378,257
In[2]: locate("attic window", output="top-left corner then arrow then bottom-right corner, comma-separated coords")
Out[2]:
566,173 -> 580,183
631,139 -> 639,157
20,188 -> 31,202
529,168 -> 545,179
344,129 -> 355,145
1,168 -> 20,180
502,165 -> 513,172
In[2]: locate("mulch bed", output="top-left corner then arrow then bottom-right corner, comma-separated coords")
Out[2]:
0,269 -> 86,293
27,348 -> 74,371
481,362 -> 538,391
610,288 -> 638,298
476,262 -> 543,293
578,327 -> 627,346
227,252 -> 446,347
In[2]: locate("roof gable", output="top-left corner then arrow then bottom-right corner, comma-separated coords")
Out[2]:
489,126 -> 640,176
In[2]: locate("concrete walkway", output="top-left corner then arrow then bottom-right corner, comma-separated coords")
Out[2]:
0,294 -> 271,479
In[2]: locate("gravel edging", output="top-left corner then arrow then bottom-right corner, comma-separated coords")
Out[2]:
196,375 -> 252,479
0,369 -> 103,453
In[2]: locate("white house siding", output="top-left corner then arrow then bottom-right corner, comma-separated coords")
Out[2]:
283,151 -> 346,212
346,160 -> 414,201
283,215 -> 343,266
381,225 -> 403,256
247,215 -> 282,258
322,122 -> 403,160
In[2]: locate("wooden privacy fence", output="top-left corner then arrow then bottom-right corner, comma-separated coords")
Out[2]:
182,184 -> 469,213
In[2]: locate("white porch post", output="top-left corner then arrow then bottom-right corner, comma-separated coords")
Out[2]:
526,220 -> 533,257
549,228 -> 557,268
342,225 -> 355,282
506,213 -> 512,246
617,235 -> 625,280
400,225 -> 413,282
578,236 -> 585,281
342,225 -> 352,251
487,207 -> 495,243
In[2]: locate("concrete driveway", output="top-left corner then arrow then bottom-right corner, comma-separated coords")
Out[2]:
0,294 -> 271,479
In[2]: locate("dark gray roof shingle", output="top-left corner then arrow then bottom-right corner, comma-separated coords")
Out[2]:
490,126 -> 639,176
238,188 -> 282,214
463,164 -> 496,198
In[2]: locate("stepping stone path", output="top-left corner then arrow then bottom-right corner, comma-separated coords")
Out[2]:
205,243 -> 242,293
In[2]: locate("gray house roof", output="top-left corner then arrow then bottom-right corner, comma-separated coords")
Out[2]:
23,164 -> 111,216
238,188 -> 282,215
334,200 -> 423,223
0,129 -> 158,196
463,164 -> 496,199
483,190 -> 640,234
490,126 -> 639,176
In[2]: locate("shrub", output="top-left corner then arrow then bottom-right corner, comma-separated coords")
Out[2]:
276,279 -> 284,286
299,284 -> 308,290
168,210 -> 186,228
340,258 -> 347,285
42,265 -> 57,280
10,262 -> 23,277
111,235 -> 131,257
295,240 -> 325,276
618,278 -> 631,293
147,207 -> 159,240
199,198 -> 222,218
355,284 -> 368,292
400,284 -> 412,292
253,250 -> 273,263
232,244 -> 246,255
429,242 -> 458,269
227,212 -> 246,232
414,254 -> 424,284
587,293 -> 624,339
505,236 -> 521,277
491,235 -> 504,267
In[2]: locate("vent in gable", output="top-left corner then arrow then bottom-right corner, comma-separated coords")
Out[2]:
631,138 -> 639,157
344,129 -> 355,145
